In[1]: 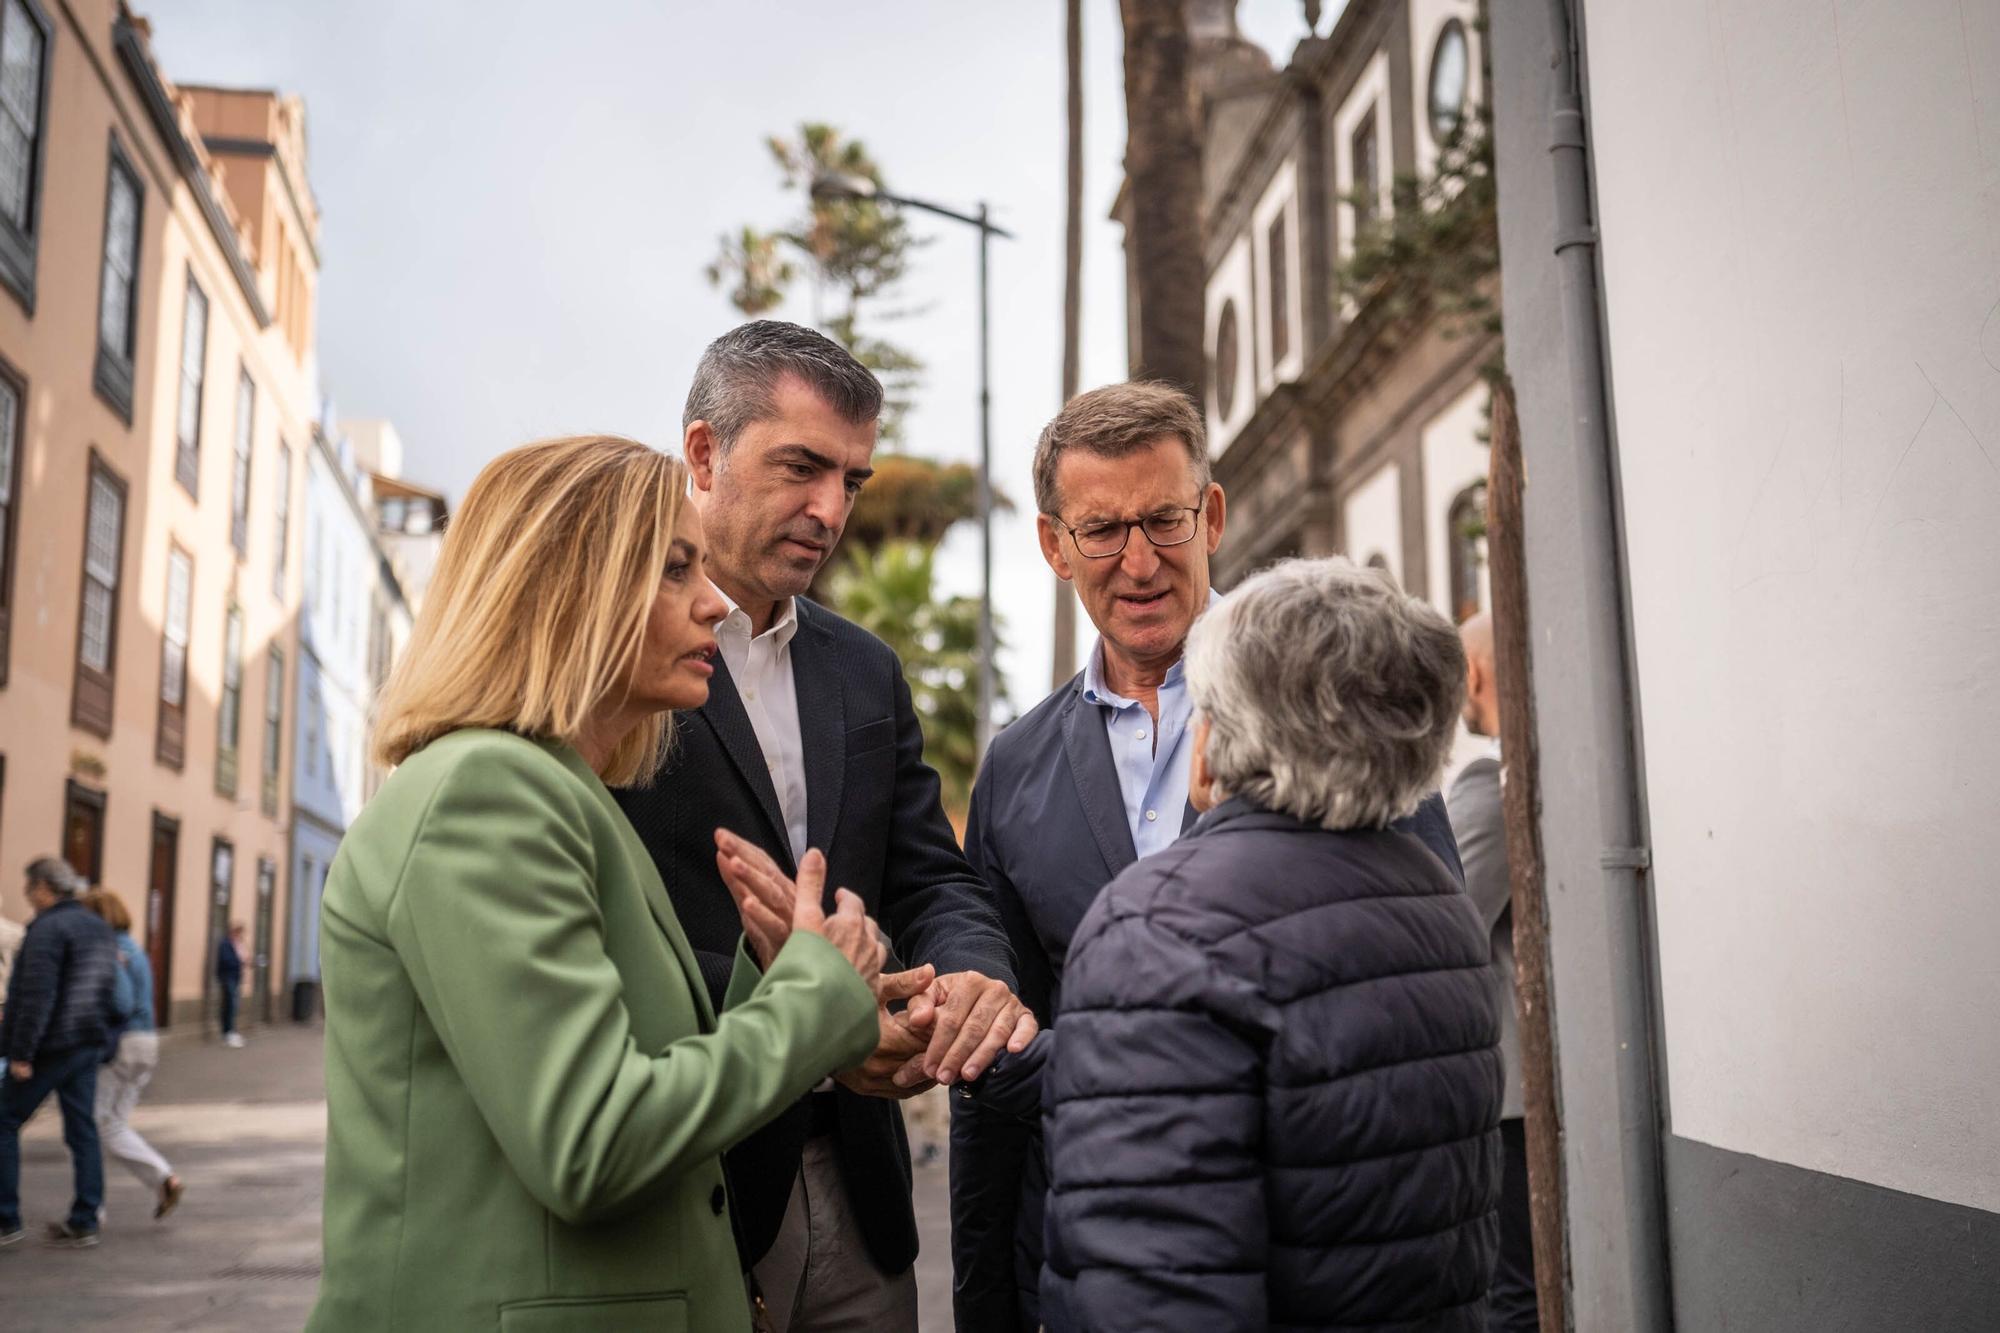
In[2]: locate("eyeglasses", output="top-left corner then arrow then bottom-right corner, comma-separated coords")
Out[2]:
1054,505 -> 1203,559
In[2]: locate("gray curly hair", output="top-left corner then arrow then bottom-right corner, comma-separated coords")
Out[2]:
1185,557 -> 1466,830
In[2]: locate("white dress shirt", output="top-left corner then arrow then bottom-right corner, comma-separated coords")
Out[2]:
715,588 -> 809,868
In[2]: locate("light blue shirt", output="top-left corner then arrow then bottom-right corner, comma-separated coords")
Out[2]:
1080,642 -> 1198,861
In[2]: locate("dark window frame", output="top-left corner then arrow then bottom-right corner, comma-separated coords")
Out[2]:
1351,106 -> 1381,240
0,353 -> 23,686
260,643 -> 282,815
1266,208 -> 1291,368
155,540 -> 192,769
70,449 -> 128,737
215,602 -> 242,797
92,132 -> 143,425
230,363 -> 254,555
0,0 -> 55,314
173,267 -> 208,498
271,440 -> 291,599
60,777 -> 107,883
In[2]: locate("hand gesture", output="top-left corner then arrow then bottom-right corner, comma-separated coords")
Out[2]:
716,829 -> 883,990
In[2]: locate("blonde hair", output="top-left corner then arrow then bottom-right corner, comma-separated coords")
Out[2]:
372,435 -> 687,786
83,887 -> 133,933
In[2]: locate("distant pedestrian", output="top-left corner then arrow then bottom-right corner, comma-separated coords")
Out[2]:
214,922 -> 246,1047
1447,611 -> 1539,1332
0,857 -> 120,1250
1040,559 -> 1503,1331
81,890 -> 184,1222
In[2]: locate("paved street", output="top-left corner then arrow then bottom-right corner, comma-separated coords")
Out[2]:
1,1024 -> 957,1331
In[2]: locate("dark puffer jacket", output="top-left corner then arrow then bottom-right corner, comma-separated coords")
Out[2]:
1041,797 -> 1503,1332
0,897 -> 119,1063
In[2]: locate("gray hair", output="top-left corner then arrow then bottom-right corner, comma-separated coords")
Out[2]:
1032,380 -> 1210,515
1185,557 -> 1466,830
683,320 -> 883,454
24,856 -> 84,897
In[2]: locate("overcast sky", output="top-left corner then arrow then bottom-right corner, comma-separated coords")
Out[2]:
147,0 -> 1323,713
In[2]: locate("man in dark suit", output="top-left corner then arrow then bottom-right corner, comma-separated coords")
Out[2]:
949,383 -> 1465,1331
615,321 -> 1032,1332
1447,611 -> 1538,1332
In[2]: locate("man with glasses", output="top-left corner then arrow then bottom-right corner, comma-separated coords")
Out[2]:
947,382 -> 1466,1331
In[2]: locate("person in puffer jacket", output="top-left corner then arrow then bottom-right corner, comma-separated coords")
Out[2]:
1041,557 -> 1504,1332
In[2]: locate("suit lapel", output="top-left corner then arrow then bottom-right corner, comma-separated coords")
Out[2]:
694,657 -> 792,867
1061,688 -> 1138,880
790,608 -> 846,869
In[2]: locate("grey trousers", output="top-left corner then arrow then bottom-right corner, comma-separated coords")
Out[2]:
750,1135 -> 917,1333
95,1031 -> 173,1193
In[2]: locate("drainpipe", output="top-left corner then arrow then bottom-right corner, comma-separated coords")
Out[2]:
1542,0 -> 1674,1326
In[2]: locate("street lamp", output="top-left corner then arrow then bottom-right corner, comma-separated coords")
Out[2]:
810,172 -> 1014,761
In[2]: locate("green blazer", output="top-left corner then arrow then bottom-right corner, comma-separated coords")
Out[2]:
307,729 -> 878,1332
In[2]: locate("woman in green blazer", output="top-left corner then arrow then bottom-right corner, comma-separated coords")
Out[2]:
308,437 -> 884,1332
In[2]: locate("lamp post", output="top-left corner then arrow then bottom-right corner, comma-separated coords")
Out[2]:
810,173 -> 1013,760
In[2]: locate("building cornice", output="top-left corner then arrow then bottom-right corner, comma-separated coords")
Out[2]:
200,135 -> 323,269
111,15 -> 272,329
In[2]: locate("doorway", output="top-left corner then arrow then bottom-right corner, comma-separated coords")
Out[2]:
61,779 -> 107,883
146,813 -> 179,1027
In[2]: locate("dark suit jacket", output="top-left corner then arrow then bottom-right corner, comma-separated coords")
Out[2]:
615,596 -> 1017,1277
949,670 -> 1465,1331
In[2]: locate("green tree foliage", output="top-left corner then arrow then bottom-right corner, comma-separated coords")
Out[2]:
709,123 -> 925,442
1340,104 -> 1500,358
831,541 -> 1001,814
704,226 -> 794,318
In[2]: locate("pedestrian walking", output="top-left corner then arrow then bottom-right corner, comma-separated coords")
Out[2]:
309,436 -> 884,1331
1447,612 -> 1539,1332
81,889 -> 185,1222
0,857 -> 120,1251
0,911 -> 23,1021
949,383 -> 1464,1331
1040,558 -> 1503,1331
213,922 -> 245,1047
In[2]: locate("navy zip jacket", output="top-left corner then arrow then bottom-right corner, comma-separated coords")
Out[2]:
1041,796 -> 1503,1332
0,898 -> 119,1063
952,665 -> 1465,1331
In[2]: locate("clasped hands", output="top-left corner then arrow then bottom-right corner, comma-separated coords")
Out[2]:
716,830 -> 1037,1100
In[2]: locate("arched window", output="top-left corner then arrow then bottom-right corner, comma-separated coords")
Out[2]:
1446,481 -> 1489,623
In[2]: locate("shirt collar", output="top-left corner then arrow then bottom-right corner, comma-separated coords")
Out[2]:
715,585 -> 800,650
1079,587 -> 1220,708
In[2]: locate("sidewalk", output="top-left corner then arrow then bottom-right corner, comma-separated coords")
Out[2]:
1,1024 -> 960,1331
2,1022 -> 326,1331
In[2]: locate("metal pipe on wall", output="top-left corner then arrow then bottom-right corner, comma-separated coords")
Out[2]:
1540,0 -> 1673,1326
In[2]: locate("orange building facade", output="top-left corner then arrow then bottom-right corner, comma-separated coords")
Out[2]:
0,0 -> 320,1029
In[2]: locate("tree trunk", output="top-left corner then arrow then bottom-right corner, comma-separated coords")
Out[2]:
1052,0 -> 1085,687
1118,0 -> 1206,396
1487,375 -> 1569,1333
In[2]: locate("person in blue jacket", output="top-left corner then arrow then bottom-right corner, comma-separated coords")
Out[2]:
83,889 -> 184,1221
214,922 -> 246,1048
1042,556 -> 1503,1331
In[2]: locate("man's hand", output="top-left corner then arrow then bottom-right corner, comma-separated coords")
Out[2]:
917,971 -> 1039,1087
8,1061 -> 30,1082
836,967 -> 940,1100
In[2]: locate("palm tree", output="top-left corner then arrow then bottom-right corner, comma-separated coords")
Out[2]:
1051,0 -> 1085,688
832,541 -> 1000,816
705,226 -> 794,318
1119,0 -> 1206,394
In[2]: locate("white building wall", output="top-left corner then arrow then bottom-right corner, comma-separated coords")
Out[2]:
1585,0 -> 2000,1213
